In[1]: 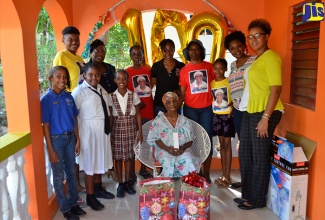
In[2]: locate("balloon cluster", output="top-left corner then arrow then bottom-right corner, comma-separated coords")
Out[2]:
82,10 -> 111,58
182,171 -> 206,188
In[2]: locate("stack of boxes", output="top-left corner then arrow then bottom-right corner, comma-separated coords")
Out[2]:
267,132 -> 316,220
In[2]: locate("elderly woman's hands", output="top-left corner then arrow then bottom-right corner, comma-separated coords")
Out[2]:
167,147 -> 181,156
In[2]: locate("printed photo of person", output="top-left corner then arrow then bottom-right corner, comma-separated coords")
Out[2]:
133,75 -> 151,97
212,87 -> 230,112
189,70 -> 208,94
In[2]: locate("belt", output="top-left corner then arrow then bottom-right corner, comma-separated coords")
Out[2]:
51,131 -> 74,136
63,131 -> 74,135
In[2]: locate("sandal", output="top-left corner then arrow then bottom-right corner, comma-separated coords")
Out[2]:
216,176 -> 231,187
139,171 -> 153,179
214,176 -> 224,185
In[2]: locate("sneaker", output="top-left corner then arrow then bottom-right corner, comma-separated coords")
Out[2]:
116,183 -> 125,198
63,211 -> 80,220
124,181 -> 136,195
94,187 -> 115,199
86,194 -> 104,211
70,205 -> 86,215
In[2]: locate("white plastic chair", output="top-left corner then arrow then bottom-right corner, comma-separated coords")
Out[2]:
134,118 -> 211,177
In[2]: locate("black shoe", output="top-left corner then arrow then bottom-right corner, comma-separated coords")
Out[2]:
238,202 -> 257,210
233,198 -> 247,204
124,181 -> 136,195
70,205 -> 86,215
230,181 -> 243,189
139,171 -> 153,179
86,194 -> 104,211
94,187 -> 115,199
63,211 -> 80,220
117,183 -> 125,198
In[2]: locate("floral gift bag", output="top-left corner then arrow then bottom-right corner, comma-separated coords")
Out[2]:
178,172 -> 210,220
139,177 -> 176,220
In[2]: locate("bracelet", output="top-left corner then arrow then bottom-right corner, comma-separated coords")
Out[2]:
262,115 -> 269,120
263,113 -> 270,118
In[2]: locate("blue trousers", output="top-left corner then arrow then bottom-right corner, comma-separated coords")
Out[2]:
50,133 -> 78,213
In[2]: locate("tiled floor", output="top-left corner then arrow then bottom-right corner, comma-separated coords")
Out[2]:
53,169 -> 279,220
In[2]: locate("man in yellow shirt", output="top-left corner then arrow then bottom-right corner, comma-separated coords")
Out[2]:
53,26 -> 84,92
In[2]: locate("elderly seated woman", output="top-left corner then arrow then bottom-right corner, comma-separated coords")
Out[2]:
147,92 -> 200,178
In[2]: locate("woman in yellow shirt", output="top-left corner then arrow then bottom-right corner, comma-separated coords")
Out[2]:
235,19 -> 284,210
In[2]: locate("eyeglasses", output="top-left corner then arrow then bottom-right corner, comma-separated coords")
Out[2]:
247,33 -> 266,40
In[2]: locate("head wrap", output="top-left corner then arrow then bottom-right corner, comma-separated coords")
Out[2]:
137,75 -> 146,83
193,71 -> 203,78
214,88 -> 224,96
162,92 -> 178,105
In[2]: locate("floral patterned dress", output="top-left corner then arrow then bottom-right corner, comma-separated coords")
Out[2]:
147,112 -> 200,177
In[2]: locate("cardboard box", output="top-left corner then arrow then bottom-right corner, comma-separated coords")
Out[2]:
267,132 -> 316,220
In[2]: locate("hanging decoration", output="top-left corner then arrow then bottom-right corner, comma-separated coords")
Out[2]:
82,10 -> 111,58
81,0 -> 124,58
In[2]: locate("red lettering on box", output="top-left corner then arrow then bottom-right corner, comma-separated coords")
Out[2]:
296,162 -> 305,167
274,154 -> 280,160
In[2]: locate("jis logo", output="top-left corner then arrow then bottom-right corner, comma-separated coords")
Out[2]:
302,2 -> 324,22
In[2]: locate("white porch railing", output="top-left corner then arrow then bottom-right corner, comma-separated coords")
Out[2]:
44,140 -> 54,198
0,148 -> 30,220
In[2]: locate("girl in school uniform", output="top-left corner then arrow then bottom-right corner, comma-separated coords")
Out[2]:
72,63 -> 114,211
108,69 -> 143,198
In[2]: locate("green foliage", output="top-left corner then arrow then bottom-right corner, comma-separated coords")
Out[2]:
0,8 -> 132,136
0,60 -> 8,135
36,7 -> 56,95
105,23 -> 132,69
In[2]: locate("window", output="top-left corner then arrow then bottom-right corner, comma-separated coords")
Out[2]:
290,0 -> 320,109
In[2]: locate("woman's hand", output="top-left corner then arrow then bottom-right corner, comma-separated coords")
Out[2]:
75,140 -> 80,156
178,146 -> 185,154
256,117 -> 269,138
167,147 -> 181,156
138,101 -> 146,110
137,133 -> 143,144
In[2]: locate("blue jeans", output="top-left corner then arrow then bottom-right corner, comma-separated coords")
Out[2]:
183,105 -> 213,155
50,133 -> 78,213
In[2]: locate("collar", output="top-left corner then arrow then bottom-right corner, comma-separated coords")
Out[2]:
47,88 -> 68,98
113,89 -> 132,95
82,80 -> 102,93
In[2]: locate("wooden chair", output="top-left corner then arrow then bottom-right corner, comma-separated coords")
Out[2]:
134,118 -> 211,177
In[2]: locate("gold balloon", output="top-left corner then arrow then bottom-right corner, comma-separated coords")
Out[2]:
120,9 -> 228,65
186,12 -> 228,63
120,9 -> 149,66
151,10 -> 188,63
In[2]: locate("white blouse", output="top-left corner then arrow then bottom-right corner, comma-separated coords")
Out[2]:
72,81 -> 110,120
108,89 -> 141,116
